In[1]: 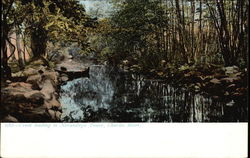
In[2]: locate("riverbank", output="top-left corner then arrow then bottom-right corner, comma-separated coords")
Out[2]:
0,56 -> 89,122
1,56 -> 248,122
120,62 -> 248,103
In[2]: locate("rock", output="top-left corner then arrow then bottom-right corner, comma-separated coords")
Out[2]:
227,84 -> 236,88
224,91 -> 230,96
24,91 -> 45,106
196,83 -> 202,87
23,67 -> 38,76
194,85 -> 200,92
48,109 -> 56,120
232,92 -> 242,97
44,96 -> 61,109
150,69 -> 156,73
122,60 -> 129,65
103,61 -> 108,65
42,71 -> 59,84
2,66 -> 62,122
2,115 -> 19,122
29,59 -> 46,66
3,83 -> 45,107
233,72 -> 242,77
38,70 -> 44,74
55,111 -> 62,120
212,96 -> 219,99
26,74 -> 41,85
61,76 -> 69,82
161,60 -> 166,65
221,77 -> 240,83
12,71 -> 24,78
179,65 -> 190,72
6,80 -> 11,84
210,78 -> 221,84
224,66 -> 239,75
226,100 -> 235,107
195,85 -> 200,89
40,80 -> 56,100
7,82 -> 33,92
68,55 -> 73,59
61,66 -> 67,72
157,71 -> 164,77
236,87 -> 247,93
200,75 -> 212,81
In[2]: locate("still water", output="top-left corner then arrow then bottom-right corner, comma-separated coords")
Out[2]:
60,65 -> 247,122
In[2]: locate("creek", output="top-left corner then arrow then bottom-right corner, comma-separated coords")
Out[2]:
60,65 -> 247,122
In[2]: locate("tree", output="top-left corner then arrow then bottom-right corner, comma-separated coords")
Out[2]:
1,0 -> 94,78
22,0 -> 90,58
109,0 -> 167,69
104,0 -> 248,69
206,0 -> 248,66
1,0 -> 25,78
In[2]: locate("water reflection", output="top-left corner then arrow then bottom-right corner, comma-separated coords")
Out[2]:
60,65 -> 247,122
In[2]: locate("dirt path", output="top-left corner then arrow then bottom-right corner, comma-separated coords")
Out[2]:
55,55 -> 94,72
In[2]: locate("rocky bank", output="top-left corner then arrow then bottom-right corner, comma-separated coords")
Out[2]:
0,57 -> 89,122
120,61 -> 248,103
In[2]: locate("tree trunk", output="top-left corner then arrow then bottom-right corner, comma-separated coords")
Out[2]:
30,26 -> 48,58
1,32 -> 12,79
191,0 -> 195,63
16,29 -> 25,69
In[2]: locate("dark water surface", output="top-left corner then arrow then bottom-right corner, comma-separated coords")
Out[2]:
59,65 -> 247,122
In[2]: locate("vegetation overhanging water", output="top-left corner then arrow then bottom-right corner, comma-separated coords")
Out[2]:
60,65 -> 247,122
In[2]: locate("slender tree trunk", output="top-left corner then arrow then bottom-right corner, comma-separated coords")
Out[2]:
198,0 -> 203,64
175,0 -> 188,64
191,0 -> 195,63
16,28 -> 25,69
1,31 -> 12,79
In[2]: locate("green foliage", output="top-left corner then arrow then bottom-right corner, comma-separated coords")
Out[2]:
3,0 -> 94,59
97,0 -> 249,71
106,0 -> 167,69
22,0 -> 90,48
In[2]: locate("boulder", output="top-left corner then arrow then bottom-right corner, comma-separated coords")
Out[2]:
1,71 -> 60,122
224,91 -> 230,96
68,55 -> 73,59
221,77 -> 240,83
224,66 -> 239,75
48,109 -> 56,120
23,67 -> 39,76
24,91 -> 45,106
42,71 -> 59,84
3,83 -> 45,106
44,95 -> 61,109
40,79 -> 56,100
55,111 -> 62,120
226,100 -> 235,107
210,78 -> 221,84
2,115 -> 19,122
8,82 -> 33,89
179,65 -> 190,72
26,74 -> 42,88
6,80 -> 11,84
61,76 -> 69,82
227,84 -> 236,88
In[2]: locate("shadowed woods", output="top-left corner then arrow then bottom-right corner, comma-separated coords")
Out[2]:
1,0 -> 248,122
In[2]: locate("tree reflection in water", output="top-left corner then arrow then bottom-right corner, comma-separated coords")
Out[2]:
60,65 -> 247,122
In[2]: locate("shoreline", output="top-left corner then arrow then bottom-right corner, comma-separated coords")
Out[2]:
1,58 -> 248,122
0,57 -> 90,122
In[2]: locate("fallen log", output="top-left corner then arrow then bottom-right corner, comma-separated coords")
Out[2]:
55,67 -> 90,81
